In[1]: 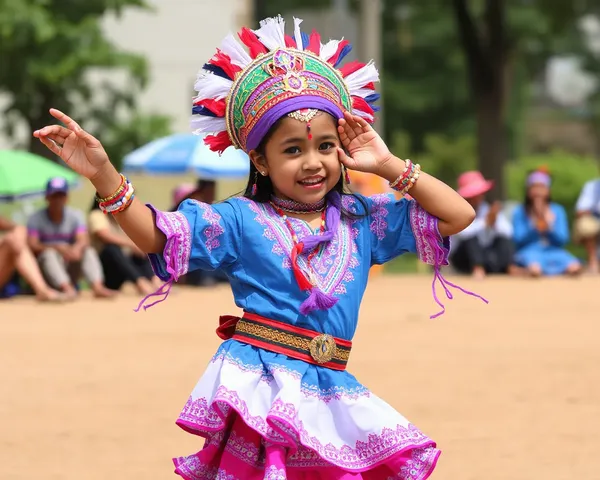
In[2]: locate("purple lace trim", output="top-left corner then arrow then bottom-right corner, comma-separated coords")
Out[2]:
134,205 -> 192,312
409,201 -> 488,318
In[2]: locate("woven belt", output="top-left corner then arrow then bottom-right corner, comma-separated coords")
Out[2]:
217,312 -> 351,371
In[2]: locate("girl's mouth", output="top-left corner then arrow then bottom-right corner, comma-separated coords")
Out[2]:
298,177 -> 325,189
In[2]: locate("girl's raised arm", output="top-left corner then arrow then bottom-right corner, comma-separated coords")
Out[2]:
33,109 -> 165,254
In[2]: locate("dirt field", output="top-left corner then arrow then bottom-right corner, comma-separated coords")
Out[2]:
1,274 -> 599,480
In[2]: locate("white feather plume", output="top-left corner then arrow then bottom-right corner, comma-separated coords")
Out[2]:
194,72 -> 233,100
319,39 -> 342,62
353,87 -> 377,98
352,109 -> 374,122
220,33 -> 251,68
293,17 -> 304,50
190,115 -> 227,133
254,15 -> 286,51
344,62 -> 379,93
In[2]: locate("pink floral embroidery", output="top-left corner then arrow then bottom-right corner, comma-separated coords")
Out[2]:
246,199 -> 359,295
369,194 -> 392,241
176,386 -> 436,470
189,200 -> 225,253
149,206 -> 191,280
264,465 -> 286,480
408,201 -> 449,266
391,447 -> 439,480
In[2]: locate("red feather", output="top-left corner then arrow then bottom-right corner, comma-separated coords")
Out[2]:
352,97 -> 375,118
284,35 -> 297,48
326,39 -> 350,65
194,98 -> 226,117
306,29 -> 321,55
339,60 -> 365,78
209,49 -> 242,80
238,27 -> 268,58
204,131 -> 233,154
364,82 -> 376,90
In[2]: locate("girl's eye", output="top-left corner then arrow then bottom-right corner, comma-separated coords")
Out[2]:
319,142 -> 335,151
284,146 -> 300,154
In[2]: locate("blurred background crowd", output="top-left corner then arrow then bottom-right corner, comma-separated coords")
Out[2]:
2,0 -> 600,302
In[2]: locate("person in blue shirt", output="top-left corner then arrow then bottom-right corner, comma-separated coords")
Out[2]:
512,169 -> 581,276
32,16 -> 485,480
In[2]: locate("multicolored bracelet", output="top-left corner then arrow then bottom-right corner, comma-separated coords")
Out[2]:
96,174 -> 136,215
389,159 -> 421,196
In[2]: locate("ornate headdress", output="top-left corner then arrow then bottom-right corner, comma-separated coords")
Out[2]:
191,16 -> 380,153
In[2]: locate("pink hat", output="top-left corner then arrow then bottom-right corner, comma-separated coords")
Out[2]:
172,183 -> 197,207
457,171 -> 494,199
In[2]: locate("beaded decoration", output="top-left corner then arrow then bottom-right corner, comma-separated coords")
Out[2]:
271,195 -> 326,214
96,174 -> 136,215
389,160 -> 421,196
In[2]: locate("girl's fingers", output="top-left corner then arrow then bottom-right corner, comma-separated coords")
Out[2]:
343,111 -> 363,137
49,108 -> 83,132
354,115 -> 372,131
75,127 -> 100,148
337,147 -> 352,167
38,137 -> 62,157
338,117 -> 357,142
33,125 -> 72,139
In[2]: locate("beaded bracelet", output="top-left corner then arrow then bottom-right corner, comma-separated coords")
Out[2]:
389,160 -> 421,196
96,175 -> 136,214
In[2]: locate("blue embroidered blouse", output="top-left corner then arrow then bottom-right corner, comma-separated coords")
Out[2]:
148,193 -> 449,340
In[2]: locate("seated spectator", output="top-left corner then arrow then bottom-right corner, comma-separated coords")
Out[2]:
512,169 -> 581,276
0,215 -> 63,301
26,177 -> 115,299
88,199 -> 161,294
450,171 -> 514,279
573,178 -> 600,273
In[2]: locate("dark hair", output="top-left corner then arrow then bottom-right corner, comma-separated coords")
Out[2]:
241,116 -> 369,219
524,169 -> 552,216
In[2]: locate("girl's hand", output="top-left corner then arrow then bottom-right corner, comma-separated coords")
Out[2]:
33,109 -> 111,180
336,111 -> 391,174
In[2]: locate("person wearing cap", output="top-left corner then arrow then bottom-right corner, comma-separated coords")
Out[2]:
573,177 -> 600,273
450,171 -> 514,278
0,215 -> 64,301
26,177 -> 115,298
512,168 -> 581,276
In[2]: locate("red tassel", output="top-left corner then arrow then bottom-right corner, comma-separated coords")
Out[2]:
326,39 -> 350,65
285,35 -> 297,48
290,243 -> 313,291
209,49 -> 242,80
204,131 -> 232,154
339,60 -> 365,78
307,29 -> 321,55
194,98 -> 226,117
238,27 -> 268,58
352,97 -> 375,118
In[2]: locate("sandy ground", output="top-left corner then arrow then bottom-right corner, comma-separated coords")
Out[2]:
1,274 -> 599,480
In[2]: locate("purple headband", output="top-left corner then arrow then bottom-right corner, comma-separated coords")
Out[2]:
527,171 -> 551,187
245,96 -> 344,152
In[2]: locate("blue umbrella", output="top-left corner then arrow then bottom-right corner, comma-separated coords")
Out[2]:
123,133 -> 250,179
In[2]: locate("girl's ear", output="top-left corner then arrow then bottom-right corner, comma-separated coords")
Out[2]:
249,150 -> 268,176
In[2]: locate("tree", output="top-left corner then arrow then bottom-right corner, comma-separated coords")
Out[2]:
0,0 -> 171,162
450,0 -> 600,199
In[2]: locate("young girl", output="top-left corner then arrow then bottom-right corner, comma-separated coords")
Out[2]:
512,168 -> 581,277
34,17 -> 482,480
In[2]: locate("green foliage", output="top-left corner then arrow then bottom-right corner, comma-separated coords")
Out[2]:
0,0 -> 170,161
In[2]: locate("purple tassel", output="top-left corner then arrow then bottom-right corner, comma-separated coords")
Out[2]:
300,287 -> 339,315
251,182 -> 257,196
134,279 -> 174,312
344,166 -> 351,185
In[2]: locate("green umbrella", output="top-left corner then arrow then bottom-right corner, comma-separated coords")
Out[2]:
0,150 -> 80,202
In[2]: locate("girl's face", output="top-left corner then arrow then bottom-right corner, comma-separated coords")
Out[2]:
528,183 -> 550,200
249,112 -> 342,203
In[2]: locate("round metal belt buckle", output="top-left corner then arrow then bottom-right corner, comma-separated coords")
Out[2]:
309,334 -> 337,364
